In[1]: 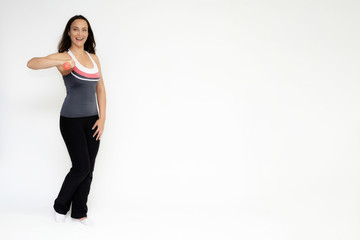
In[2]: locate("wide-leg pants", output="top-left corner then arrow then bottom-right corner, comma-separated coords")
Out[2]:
54,115 -> 100,219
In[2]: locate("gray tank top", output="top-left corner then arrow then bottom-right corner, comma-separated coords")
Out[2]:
60,49 -> 100,117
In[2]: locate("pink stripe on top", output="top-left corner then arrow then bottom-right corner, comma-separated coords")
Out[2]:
73,66 -> 101,79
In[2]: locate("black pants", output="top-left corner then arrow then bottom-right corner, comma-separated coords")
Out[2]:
54,115 -> 100,219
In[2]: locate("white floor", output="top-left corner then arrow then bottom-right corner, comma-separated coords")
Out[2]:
1,198 -> 360,240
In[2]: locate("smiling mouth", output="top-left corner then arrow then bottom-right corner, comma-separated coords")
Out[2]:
75,37 -> 84,41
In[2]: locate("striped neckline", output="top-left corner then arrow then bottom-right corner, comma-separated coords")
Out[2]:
67,49 -> 98,72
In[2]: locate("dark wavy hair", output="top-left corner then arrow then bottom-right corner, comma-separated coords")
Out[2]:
58,15 -> 96,54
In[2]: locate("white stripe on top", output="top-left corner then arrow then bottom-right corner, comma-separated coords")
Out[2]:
67,49 -> 99,74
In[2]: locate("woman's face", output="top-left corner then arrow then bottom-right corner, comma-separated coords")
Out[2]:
68,19 -> 89,48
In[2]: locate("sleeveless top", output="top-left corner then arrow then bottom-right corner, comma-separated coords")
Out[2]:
60,49 -> 100,117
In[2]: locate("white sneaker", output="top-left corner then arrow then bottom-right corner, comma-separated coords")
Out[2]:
54,211 -> 66,223
73,217 -> 95,226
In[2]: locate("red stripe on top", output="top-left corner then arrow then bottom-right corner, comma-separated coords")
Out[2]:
73,66 -> 100,79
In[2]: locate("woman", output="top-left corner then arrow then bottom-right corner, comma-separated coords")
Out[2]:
27,15 -> 106,225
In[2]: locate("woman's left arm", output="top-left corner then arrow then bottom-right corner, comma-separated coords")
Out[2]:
92,54 -> 107,141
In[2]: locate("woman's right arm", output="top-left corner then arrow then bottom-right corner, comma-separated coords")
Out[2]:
27,53 -> 74,72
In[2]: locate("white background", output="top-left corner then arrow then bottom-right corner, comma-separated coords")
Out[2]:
1,0 -> 360,239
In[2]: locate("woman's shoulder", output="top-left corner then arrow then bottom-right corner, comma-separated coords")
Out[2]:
89,53 -> 100,63
89,52 -> 98,58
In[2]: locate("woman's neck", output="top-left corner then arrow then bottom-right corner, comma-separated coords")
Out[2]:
69,46 -> 86,56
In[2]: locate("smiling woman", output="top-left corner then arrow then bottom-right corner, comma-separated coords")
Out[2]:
27,15 -> 106,226
58,15 -> 96,55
